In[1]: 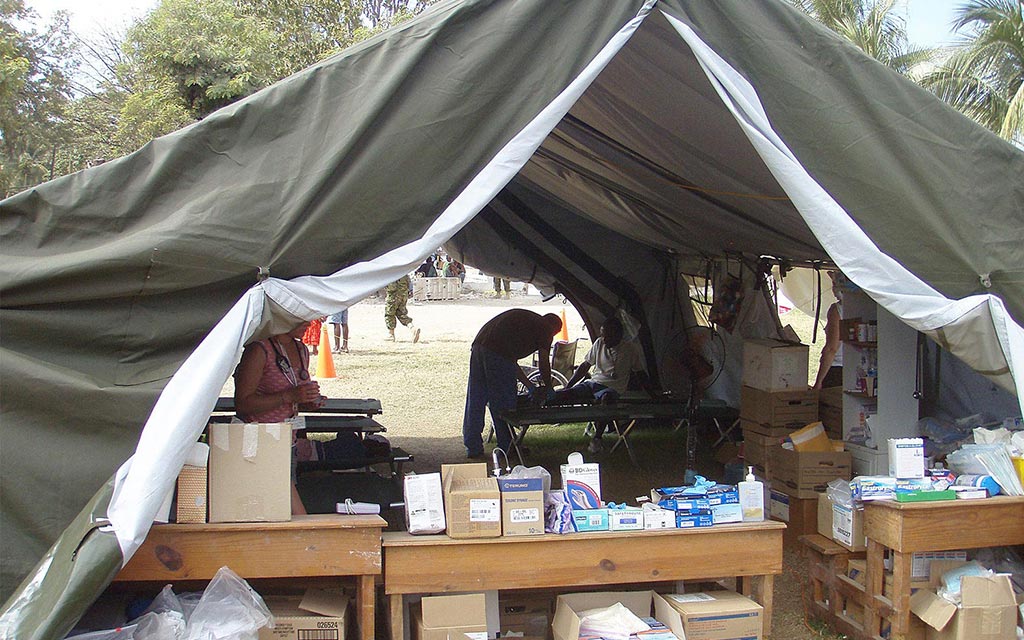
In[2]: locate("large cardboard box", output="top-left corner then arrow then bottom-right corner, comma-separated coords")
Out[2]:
740,386 -> 818,429
662,590 -> 763,640
770,447 -> 852,499
208,422 -> 291,523
499,477 -> 544,536
768,489 -> 818,545
413,593 -> 488,640
742,339 -> 810,391
259,590 -> 348,640
817,492 -> 865,551
442,463 -> 501,538
551,590 -> 686,640
741,425 -> 779,478
911,574 -> 1017,640
499,592 -> 553,640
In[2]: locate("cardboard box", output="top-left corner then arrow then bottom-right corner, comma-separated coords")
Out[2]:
175,464 -> 207,524
560,462 -> 602,509
499,593 -> 552,640
499,477 -> 544,536
742,339 -> 809,391
710,502 -> 743,525
413,593 -> 488,640
551,590 -> 686,640
663,590 -> 763,640
642,506 -> 677,529
740,418 -> 795,440
768,489 -> 818,545
608,508 -> 644,531
831,502 -> 865,551
404,472 -> 446,534
770,448 -> 852,498
571,508 -> 609,532
818,403 -> 843,439
208,422 -> 292,523
889,438 -> 925,478
911,574 -> 1017,640
739,386 -> 818,429
259,590 -> 348,640
442,464 -> 501,538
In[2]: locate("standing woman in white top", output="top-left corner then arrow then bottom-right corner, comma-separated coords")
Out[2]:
813,271 -> 844,389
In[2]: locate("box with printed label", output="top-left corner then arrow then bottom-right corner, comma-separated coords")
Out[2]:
706,485 -> 739,505
831,502 -> 865,551
662,590 -> 763,640
499,477 -> 544,536
770,447 -> 852,498
571,508 -> 609,532
442,463 -> 501,539
710,503 -> 743,525
911,574 -> 1017,640
676,512 -> 714,528
208,422 -> 292,523
742,339 -> 809,392
413,593 -> 488,640
258,590 -> 348,640
551,591 -> 687,640
609,508 -> 644,531
560,462 -> 602,510
740,386 -> 819,429
643,507 -> 677,529
769,488 -> 819,544
888,438 -> 925,478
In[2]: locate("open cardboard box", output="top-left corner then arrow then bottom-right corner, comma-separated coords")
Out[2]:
551,591 -> 685,640
413,593 -> 488,640
910,574 -> 1017,640
258,589 -> 348,640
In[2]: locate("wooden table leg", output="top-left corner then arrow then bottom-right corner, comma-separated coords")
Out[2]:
740,574 -> 774,638
865,538 -> 885,638
357,574 -> 375,640
890,550 -> 913,639
389,594 -> 404,640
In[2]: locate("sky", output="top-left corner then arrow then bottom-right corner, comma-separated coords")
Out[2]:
28,0 -> 966,47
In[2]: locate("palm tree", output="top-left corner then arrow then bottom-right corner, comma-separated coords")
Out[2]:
788,0 -> 933,75
921,0 -> 1023,145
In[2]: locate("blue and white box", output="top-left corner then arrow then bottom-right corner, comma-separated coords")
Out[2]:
608,508 -> 644,531
571,508 -> 609,532
676,512 -> 714,528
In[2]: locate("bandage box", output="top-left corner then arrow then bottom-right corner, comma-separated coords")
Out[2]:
571,508 -> 609,532
742,339 -> 809,392
259,590 -> 348,640
442,464 -> 501,538
888,438 -> 925,478
643,507 -> 677,529
499,477 -> 544,536
560,462 -> 602,510
404,472 -> 446,535
551,591 -> 686,640
413,593 -> 488,640
662,591 -> 763,640
208,422 -> 291,523
608,508 -> 644,531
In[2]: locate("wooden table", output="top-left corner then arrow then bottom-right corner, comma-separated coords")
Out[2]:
383,521 -> 784,639
115,514 -> 387,640
863,496 -> 1024,640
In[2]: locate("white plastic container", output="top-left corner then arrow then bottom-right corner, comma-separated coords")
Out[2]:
738,466 -> 765,522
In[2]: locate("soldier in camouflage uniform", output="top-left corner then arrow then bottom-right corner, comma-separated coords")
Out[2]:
384,275 -> 420,342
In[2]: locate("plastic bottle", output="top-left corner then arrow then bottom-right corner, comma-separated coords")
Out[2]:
738,466 -> 765,522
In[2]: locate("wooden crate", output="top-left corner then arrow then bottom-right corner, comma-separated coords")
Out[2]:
799,534 -> 869,639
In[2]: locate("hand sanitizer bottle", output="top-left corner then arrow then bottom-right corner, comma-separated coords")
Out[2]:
739,466 -> 764,522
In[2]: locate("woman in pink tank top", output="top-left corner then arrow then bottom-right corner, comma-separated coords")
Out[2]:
234,321 -> 325,515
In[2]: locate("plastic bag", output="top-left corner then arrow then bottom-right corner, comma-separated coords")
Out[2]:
186,567 -> 272,640
133,611 -> 186,640
826,478 -> 853,508
506,465 -> 551,495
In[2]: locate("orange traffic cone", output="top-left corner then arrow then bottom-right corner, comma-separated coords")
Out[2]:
559,309 -> 569,342
315,326 -> 336,378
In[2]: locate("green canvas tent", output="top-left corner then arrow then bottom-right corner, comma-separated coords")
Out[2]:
2,0 -> 1023,636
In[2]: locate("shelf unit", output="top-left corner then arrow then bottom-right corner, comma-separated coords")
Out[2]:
840,291 -> 920,475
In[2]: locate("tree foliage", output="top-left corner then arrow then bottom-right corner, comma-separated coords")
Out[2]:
921,0 -> 1024,145
788,0 -> 934,75
0,0 -> 77,196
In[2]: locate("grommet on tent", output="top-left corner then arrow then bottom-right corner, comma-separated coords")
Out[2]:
979,273 -> 992,288
257,266 -> 270,282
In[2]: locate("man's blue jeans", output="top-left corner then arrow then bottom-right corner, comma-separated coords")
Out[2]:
463,346 -> 518,455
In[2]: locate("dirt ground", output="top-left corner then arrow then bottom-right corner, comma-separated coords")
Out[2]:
239,291 -> 838,640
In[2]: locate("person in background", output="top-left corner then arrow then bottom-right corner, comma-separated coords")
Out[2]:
462,309 -> 563,458
234,321 -> 326,515
330,308 -> 349,353
492,276 -> 511,299
301,316 -> 324,355
415,256 -> 437,278
384,275 -> 420,342
813,270 -> 844,389
548,316 -> 658,452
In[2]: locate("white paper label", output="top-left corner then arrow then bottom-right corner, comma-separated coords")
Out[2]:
669,593 -> 716,603
469,498 -> 500,522
510,508 -> 539,523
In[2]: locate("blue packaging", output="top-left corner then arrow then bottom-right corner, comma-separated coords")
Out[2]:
571,508 -> 609,532
657,497 -> 712,513
675,512 -> 714,528
706,485 -> 740,505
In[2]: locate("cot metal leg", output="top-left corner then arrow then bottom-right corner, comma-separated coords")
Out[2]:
608,419 -> 640,467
